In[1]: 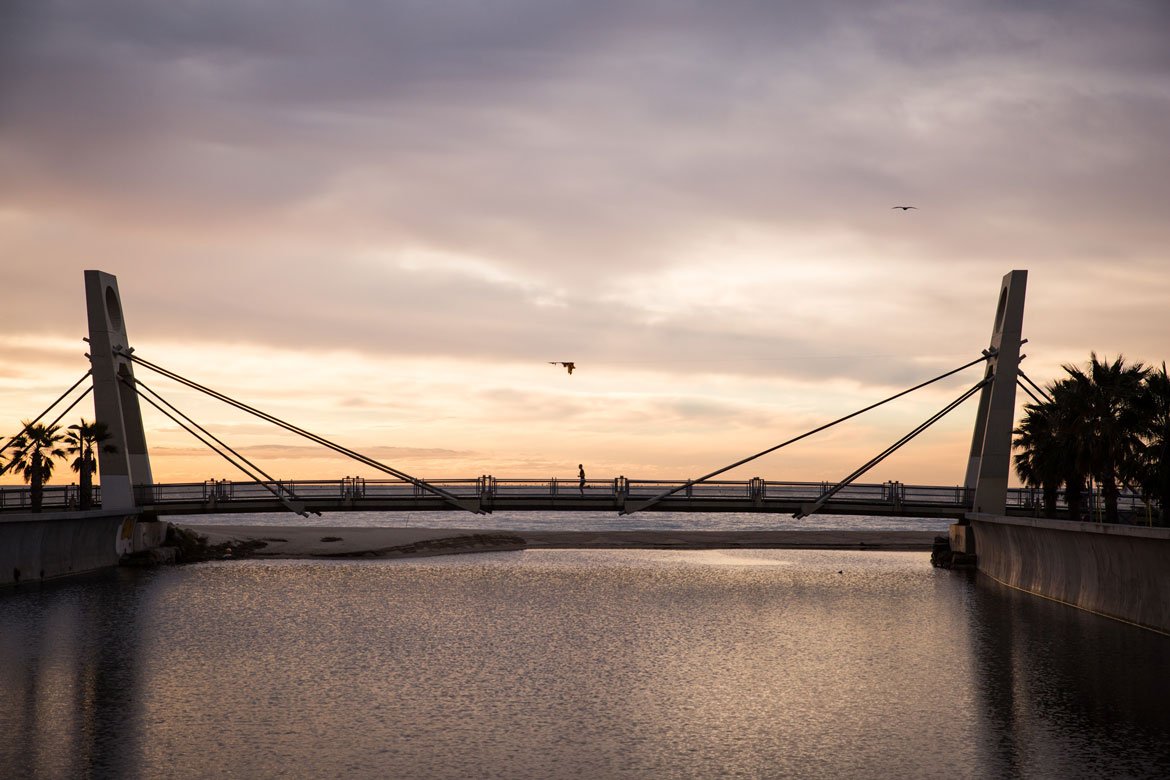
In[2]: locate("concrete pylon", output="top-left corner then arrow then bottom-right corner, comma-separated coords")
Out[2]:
963,269 -> 1028,517
85,270 -> 153,510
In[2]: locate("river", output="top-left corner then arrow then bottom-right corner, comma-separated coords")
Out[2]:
2,544 -> 1168,779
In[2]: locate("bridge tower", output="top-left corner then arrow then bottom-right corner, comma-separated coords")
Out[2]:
85,270 -> 154,510
963,269 -> 1027,517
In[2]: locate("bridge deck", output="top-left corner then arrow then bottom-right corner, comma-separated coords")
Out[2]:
0,477 -> 1113,519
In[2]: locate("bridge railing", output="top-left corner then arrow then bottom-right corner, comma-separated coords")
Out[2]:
624,479 -> 970,506
134,479 -> 488,504
0,483 -> 98,511
0,477 -> 1155,518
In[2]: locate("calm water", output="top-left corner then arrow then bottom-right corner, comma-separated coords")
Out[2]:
2,550 -> 1169,779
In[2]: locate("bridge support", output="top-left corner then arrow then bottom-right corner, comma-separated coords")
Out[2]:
962,269 -> 1028,520
85,270 -> 154,510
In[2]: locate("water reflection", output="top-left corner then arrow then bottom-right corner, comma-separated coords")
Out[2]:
0,570 -> 149,778
2,552 -> 1168,779
965,573 -> 1170,777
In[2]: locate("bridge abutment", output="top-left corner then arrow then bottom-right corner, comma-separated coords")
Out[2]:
968,514 -> 1170,634
0,511 -> 162,586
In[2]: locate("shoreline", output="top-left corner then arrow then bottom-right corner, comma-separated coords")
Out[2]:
179,524 -> 938,559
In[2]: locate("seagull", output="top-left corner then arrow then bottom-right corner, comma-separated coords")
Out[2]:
549,361 -> 576,375
891,205 -> 918,211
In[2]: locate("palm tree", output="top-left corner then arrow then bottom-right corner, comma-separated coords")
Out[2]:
1058,354 -> 1149,523
63,419 -> 118,510
1138,364 -> 1170,522
1013,399 -> 1067,518
7,421 -> 67,512
1044,378 -> 1088,521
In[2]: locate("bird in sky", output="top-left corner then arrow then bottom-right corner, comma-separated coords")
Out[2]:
891,205 -> 918,210
549,361 -> 576,375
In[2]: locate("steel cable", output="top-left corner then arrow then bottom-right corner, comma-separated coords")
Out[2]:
623,353 -> 993,514
118,351 -> 480,514
793,377 -> 990,518
125,376 -> 312,516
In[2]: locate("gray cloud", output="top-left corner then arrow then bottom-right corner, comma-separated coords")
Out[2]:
6,1 -> 1168,234
114,256 -> 975,387
2,0 -> 1168,390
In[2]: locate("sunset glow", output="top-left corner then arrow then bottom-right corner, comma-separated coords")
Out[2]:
3,1 -> 1168,489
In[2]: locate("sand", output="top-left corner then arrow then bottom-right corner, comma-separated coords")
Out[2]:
183,524 -> 938,559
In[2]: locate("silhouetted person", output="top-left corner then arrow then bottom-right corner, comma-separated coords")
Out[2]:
578,464 -> 586,496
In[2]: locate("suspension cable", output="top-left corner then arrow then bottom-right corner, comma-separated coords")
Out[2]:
131,383 -> 264,483
0,385 -> 94,477
1017,369 -> 1053,403
622,353 -> 993,515
134,378 -> 287,489
0,371 -> 93,457
1016,378 -> 1043,405
126,377 -> 313,516
118,351 -> 481,514
793,377 -> 990,518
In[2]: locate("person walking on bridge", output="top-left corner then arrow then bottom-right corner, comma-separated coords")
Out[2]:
578,464 -> 586,496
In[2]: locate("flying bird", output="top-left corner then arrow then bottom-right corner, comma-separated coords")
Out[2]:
549,361 -> 576,375
891,205 -> 918,210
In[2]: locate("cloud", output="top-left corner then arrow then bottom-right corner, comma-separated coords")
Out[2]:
151,443 -> 470,460
5,0 -> 1168,258
2,1 -> 1169,483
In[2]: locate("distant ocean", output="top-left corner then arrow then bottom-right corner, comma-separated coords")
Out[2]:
176,509 -> 952,534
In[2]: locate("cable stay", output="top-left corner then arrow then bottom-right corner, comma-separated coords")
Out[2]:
117,350 -> 484,515
0,370 -> 93,458
622,353 -> 993,515
1017,369 -> 1053,404
0,383 -> 94,478
1016,379 -> 1043,406
124,377 -> 316,517
793,376 -> 991,519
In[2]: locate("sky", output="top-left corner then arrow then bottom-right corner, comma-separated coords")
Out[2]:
2,0 -> 1169,488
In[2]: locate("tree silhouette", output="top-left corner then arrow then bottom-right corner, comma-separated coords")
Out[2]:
1015,354 -> 1152,523
7,421 -> 67,512
64,419 -> 118,510
1059,354 -> 1149,523
1013,399 -> 1068,518
1138,364 -> 1170,518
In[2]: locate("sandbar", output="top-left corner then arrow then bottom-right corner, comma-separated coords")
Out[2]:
180,524 -> 938,559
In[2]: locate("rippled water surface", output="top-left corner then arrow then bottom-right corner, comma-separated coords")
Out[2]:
3,550 -> 1169,779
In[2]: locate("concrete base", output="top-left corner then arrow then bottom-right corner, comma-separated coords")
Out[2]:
968,513 -> 1170,634
0,510 -> 162,585
949,523 -> 976,555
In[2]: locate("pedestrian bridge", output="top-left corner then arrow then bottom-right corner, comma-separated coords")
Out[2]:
0,477 -> 1123,519
3,269 -> 1042,522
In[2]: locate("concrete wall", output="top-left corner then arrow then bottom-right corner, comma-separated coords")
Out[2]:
968,513 -> 1170,634
0,510 -> 155,585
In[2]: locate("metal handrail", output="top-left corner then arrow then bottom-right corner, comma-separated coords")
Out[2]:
0,477 -> 1155,516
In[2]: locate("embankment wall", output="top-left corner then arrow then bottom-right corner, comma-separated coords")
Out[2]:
0,511 -> 162,586
968,513 -> 1170,634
